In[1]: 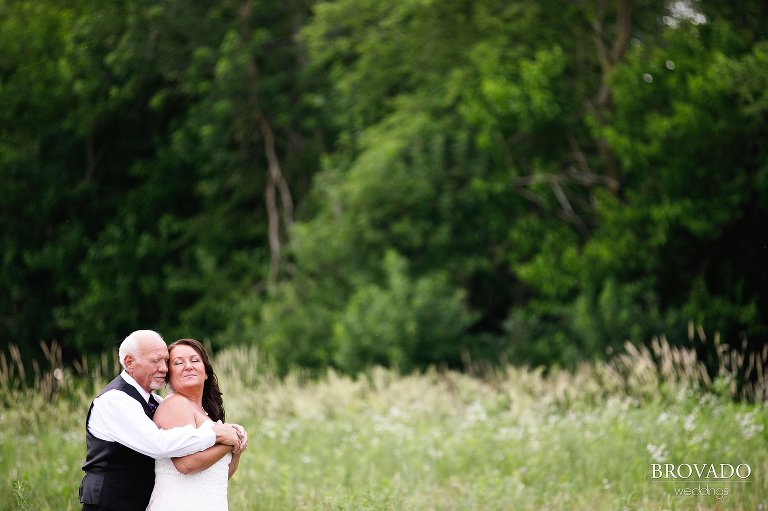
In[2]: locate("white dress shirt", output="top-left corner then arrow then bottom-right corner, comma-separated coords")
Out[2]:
87,371 -> 216,459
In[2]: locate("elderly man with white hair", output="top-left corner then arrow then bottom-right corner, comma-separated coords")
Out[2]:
79,330 -> 247,511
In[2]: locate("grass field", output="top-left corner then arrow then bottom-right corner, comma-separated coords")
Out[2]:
1,338 -> 767,510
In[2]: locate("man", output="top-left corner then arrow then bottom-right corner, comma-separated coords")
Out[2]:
79,330 -> 246,511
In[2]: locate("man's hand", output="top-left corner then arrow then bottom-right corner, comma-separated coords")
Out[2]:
212,421 -> 239,446
212,421 -> 248,454
232,424 -> 248,454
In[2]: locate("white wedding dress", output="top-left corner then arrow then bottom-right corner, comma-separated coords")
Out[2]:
147,420 -> 231,511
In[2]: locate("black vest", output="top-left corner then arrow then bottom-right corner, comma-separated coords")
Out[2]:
79,375 -> 156,511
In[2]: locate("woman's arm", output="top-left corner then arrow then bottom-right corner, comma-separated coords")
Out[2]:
174,443 -> 233,475
154,396 -> 232,475
228,452 -> 241,479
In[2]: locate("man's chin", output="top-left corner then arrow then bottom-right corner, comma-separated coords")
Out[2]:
150,380 -> 165,390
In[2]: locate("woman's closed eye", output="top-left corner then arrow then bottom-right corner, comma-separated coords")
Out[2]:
173,358 -> 201,365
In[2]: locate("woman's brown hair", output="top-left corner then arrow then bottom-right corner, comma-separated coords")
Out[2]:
167,338 -> 225,422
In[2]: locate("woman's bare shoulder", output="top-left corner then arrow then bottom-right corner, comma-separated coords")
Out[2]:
154,393 -> 196,428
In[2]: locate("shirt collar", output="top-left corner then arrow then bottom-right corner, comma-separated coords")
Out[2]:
120,370 -> 153,403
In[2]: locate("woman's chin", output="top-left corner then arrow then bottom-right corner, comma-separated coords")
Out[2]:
172,379 -> 201,390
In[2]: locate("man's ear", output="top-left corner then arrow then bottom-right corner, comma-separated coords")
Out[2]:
124,354 -> 135,371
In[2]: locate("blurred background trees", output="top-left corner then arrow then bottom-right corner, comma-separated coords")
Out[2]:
1,0 -> 766,374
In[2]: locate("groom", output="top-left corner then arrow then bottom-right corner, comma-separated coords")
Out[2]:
79,330 -> 246,511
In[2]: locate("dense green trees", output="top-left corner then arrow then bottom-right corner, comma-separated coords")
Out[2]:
1,0 -> 766,373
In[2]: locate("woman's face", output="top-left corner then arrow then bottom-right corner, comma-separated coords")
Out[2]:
168,344 -> 208,391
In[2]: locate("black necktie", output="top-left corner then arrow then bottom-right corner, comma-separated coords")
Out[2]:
148,395 -> 159,416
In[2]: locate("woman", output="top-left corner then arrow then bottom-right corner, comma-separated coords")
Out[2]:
147,338 -> 245,510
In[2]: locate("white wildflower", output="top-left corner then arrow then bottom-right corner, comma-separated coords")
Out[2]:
646,443 -> 668,463
463,401 -> 488,426
683,413 -> 696,432
737,410 -> 764,439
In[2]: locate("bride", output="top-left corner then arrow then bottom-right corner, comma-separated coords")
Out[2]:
147,338 -> 247,510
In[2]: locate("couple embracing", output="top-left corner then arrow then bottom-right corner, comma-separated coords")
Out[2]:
79,330 -> 248,511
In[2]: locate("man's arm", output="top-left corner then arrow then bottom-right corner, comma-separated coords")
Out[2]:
87,390 -> 217,459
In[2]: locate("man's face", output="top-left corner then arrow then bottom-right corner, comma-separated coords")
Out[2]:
126,337 -> 169,392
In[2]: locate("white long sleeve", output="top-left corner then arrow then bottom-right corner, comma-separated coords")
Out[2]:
87,379 -> 216,459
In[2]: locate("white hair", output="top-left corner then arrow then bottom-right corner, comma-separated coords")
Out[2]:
118,330 -> 164,369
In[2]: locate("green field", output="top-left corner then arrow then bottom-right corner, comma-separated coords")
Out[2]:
1,342 -> 767,510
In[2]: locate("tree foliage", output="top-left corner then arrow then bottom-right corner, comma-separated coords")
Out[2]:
1,0 -> 766,372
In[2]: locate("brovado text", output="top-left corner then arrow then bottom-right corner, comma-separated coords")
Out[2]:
651,463 -> 751,480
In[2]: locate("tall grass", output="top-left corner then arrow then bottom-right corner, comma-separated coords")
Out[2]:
1,331 -> 766,510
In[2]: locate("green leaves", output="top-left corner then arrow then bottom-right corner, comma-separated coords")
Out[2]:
2,0 -> 767,373
465,45 -> 566,137
333,251 -> 474,372
592,20 -> 768,342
